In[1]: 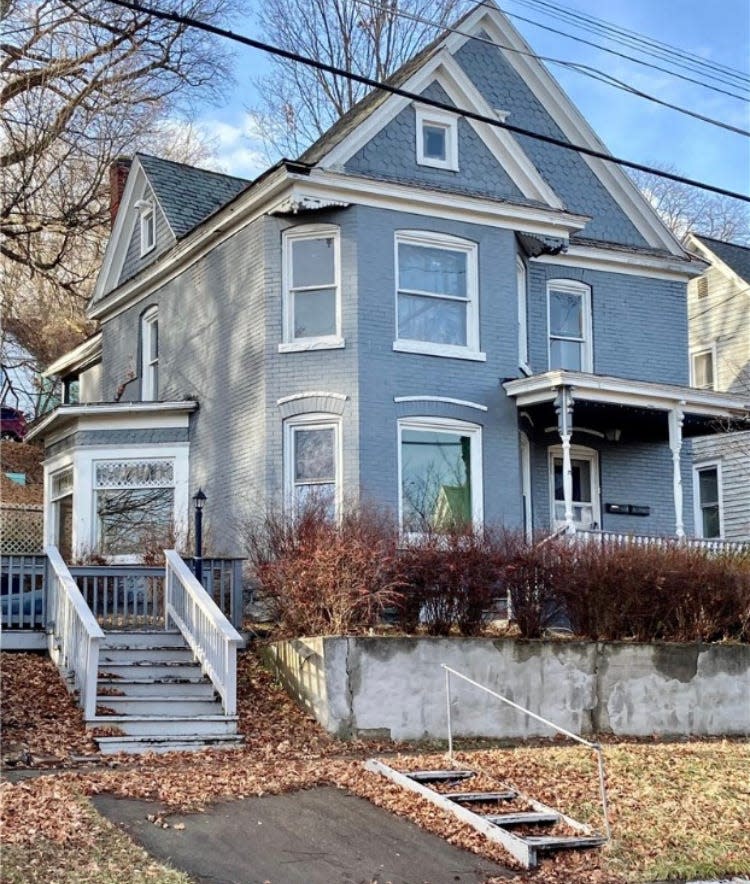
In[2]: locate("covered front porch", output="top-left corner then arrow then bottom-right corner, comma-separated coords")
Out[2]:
504,371 -> 750,540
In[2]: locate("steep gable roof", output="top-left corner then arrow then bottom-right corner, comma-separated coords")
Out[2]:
692,235 -> 750,285
136,154 -> 249,239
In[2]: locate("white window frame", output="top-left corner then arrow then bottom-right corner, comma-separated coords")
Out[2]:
393,230 -> 483,361
137,198 -> 156,256
690,344 -> 716,390
397,416 -> 483,534
415,106 -> 458,171
517,255 -> 531,374
141,306 -> 158,401
283,413 -> 342,518
548,443 -> 600,530
281,224 -> 343,351
547,279 -> 593,373
692,461 -> 724,539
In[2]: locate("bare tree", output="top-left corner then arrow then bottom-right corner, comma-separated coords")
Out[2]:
630,165 -> 750,246
251,0 -> 472,158
1,0 -> 237,366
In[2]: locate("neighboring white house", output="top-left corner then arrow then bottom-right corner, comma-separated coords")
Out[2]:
687,234 -> 750,541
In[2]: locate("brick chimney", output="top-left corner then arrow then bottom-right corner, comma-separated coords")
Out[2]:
109,156 -> 132,226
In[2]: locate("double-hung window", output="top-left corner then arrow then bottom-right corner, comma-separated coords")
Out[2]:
691,347 -> 715,390
282,225 -> 342,349
547,280 -> 592,372
284,415 -> 341,517
693,463 -> 722,538
141,306 -> 158,401
394,232 -> 481,360
137,198 -> 156,256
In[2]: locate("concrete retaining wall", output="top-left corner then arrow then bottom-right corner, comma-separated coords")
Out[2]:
263,637 -> 750,740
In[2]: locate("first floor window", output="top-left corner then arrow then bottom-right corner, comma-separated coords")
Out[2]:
94,459 -> 175,555
399,418 -> 482,533
548,280 -> 592,372
694,464 -> 721,538
283,225 -> 340,343
284,416 -> 340,516
549,445 -> 600,529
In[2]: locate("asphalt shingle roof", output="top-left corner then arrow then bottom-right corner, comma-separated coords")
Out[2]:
137,154 -> 250,238
694,235 -> 750,284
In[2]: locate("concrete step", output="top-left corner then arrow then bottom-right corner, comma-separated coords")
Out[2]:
95,733 -> 244,755
99,647 -> 195,664
87,714 -> 238,737
98,662 -> 202,681
96,696 -> 224,716
97,678 -> 215,698
101,631 -> 186,650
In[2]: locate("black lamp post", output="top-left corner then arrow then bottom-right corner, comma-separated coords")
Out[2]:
192,487 -> 206,583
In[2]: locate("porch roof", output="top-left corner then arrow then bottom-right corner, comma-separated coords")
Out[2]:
27,401 -> 198,443
43,333 -> 102,380
503,371 -> 750,424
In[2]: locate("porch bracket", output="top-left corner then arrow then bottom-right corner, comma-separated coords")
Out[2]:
668,405 -> 685,539
554,386 -> 576,534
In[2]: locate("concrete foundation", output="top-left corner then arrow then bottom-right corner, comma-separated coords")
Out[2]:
262,637 -> 750,740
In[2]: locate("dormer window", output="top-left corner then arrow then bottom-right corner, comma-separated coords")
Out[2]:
136,197 -> 156,256
415,106 -> 458,171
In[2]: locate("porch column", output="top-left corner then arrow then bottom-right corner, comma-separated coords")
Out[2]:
668,405 -> 685,539
554,387 -> 575,534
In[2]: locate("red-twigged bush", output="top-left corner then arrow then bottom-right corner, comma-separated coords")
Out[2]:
502,535 -> 571,639
244,502 -> 403,635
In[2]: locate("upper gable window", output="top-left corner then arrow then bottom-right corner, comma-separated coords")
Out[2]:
394,231 -> 482,361
547,280 -> 593,373
281,224 -> 343,350
136,196 -> 156,256
415,106 -> 458,171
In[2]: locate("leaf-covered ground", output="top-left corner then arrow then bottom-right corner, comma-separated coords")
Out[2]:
1,649 -> 749,882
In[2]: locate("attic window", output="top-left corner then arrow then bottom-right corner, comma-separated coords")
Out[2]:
415,106 -> 458,171
136,197 -> 156,256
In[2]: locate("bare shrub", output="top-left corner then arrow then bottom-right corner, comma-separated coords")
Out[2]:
502,536 -> 570,639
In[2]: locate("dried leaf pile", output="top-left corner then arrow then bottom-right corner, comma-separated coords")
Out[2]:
2,648 -> 749,883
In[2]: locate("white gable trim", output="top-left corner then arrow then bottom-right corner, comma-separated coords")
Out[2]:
687,234 -> 748,291
444,7 -> 685,256
319,50 -> 562,208
532,243 -> 699,281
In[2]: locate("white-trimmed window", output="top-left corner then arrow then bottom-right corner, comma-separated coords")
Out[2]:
691,346 -> 715,390
94,458 -> 175,556
284,414 -> 341,517
547,280 -> 593,372
394,231 -> 482,360
141,306 -> 158,401
548,444 -> 600,530
693,462 -> 722,539
517,255 -> 530,373
137,198 -> 156,256
282,224 -> 342,349
415,106 -> 458,171
398,417 -> 483,533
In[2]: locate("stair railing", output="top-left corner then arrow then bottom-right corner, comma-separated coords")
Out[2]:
45,546 -> 104,720
164,549 -> 244,716
442,665 -> 611,841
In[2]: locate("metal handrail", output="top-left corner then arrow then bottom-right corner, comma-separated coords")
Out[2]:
442,664 -> 611,841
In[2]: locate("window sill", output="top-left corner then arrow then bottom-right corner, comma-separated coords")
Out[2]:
393,341 -> 486,362
279,338 -> 346,353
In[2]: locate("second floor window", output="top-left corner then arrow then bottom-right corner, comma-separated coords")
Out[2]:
395,231 -> 479,359
691,347 -> 714,390
141,306 -> 158,401
547,280 -> 592,372
282,225 -> 341,345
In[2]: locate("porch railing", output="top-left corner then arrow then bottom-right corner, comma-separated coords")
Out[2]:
164,550 -> 244,716
576,529 -> 748,554
71,565 -> 165,629
1,553 -> 47,629
45,546 -> 104,720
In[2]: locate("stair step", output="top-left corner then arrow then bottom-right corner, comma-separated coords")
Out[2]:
102,631 -> 186,650
486,812 -> 560,828
95,733 -> 244,755
88,715 -> 238,737
98,663 -> 202,680
98,678 -> 215,698
96,696 -> 223,716
524,835 -> 607,852
99,647 -> 194,664
444,791 -> 518,803
405,770 -> 475,783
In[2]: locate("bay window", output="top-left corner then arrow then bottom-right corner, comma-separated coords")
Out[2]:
284,415 -> 341,517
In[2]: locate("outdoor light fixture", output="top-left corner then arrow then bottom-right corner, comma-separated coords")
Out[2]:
192,487 -> 206,583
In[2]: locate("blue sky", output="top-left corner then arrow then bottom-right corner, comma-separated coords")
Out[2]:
196,0 -> 749,197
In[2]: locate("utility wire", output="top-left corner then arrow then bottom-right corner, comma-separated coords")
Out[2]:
105,0 -> 750,204
503,0 -> 750,91
352,0 -> 750,137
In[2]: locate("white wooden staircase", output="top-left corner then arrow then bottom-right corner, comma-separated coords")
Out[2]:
91,630 -> 242,754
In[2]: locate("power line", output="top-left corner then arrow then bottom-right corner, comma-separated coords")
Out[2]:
352,0 -> 749,137
105,0 -> 750,204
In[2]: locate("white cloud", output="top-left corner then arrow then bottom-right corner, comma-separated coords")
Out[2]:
196,112 -> 276,179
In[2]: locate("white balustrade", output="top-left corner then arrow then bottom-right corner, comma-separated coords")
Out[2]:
576,529 -> 747,554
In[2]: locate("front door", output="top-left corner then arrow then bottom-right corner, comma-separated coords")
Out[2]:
549,445 -> 600,530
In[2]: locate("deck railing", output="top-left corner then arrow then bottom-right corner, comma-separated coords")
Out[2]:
576,529 -> 748,554
71,565 -> 165,629
164,549 -> 244,716
1,553 -> 47,629
45,546 -> 104,720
